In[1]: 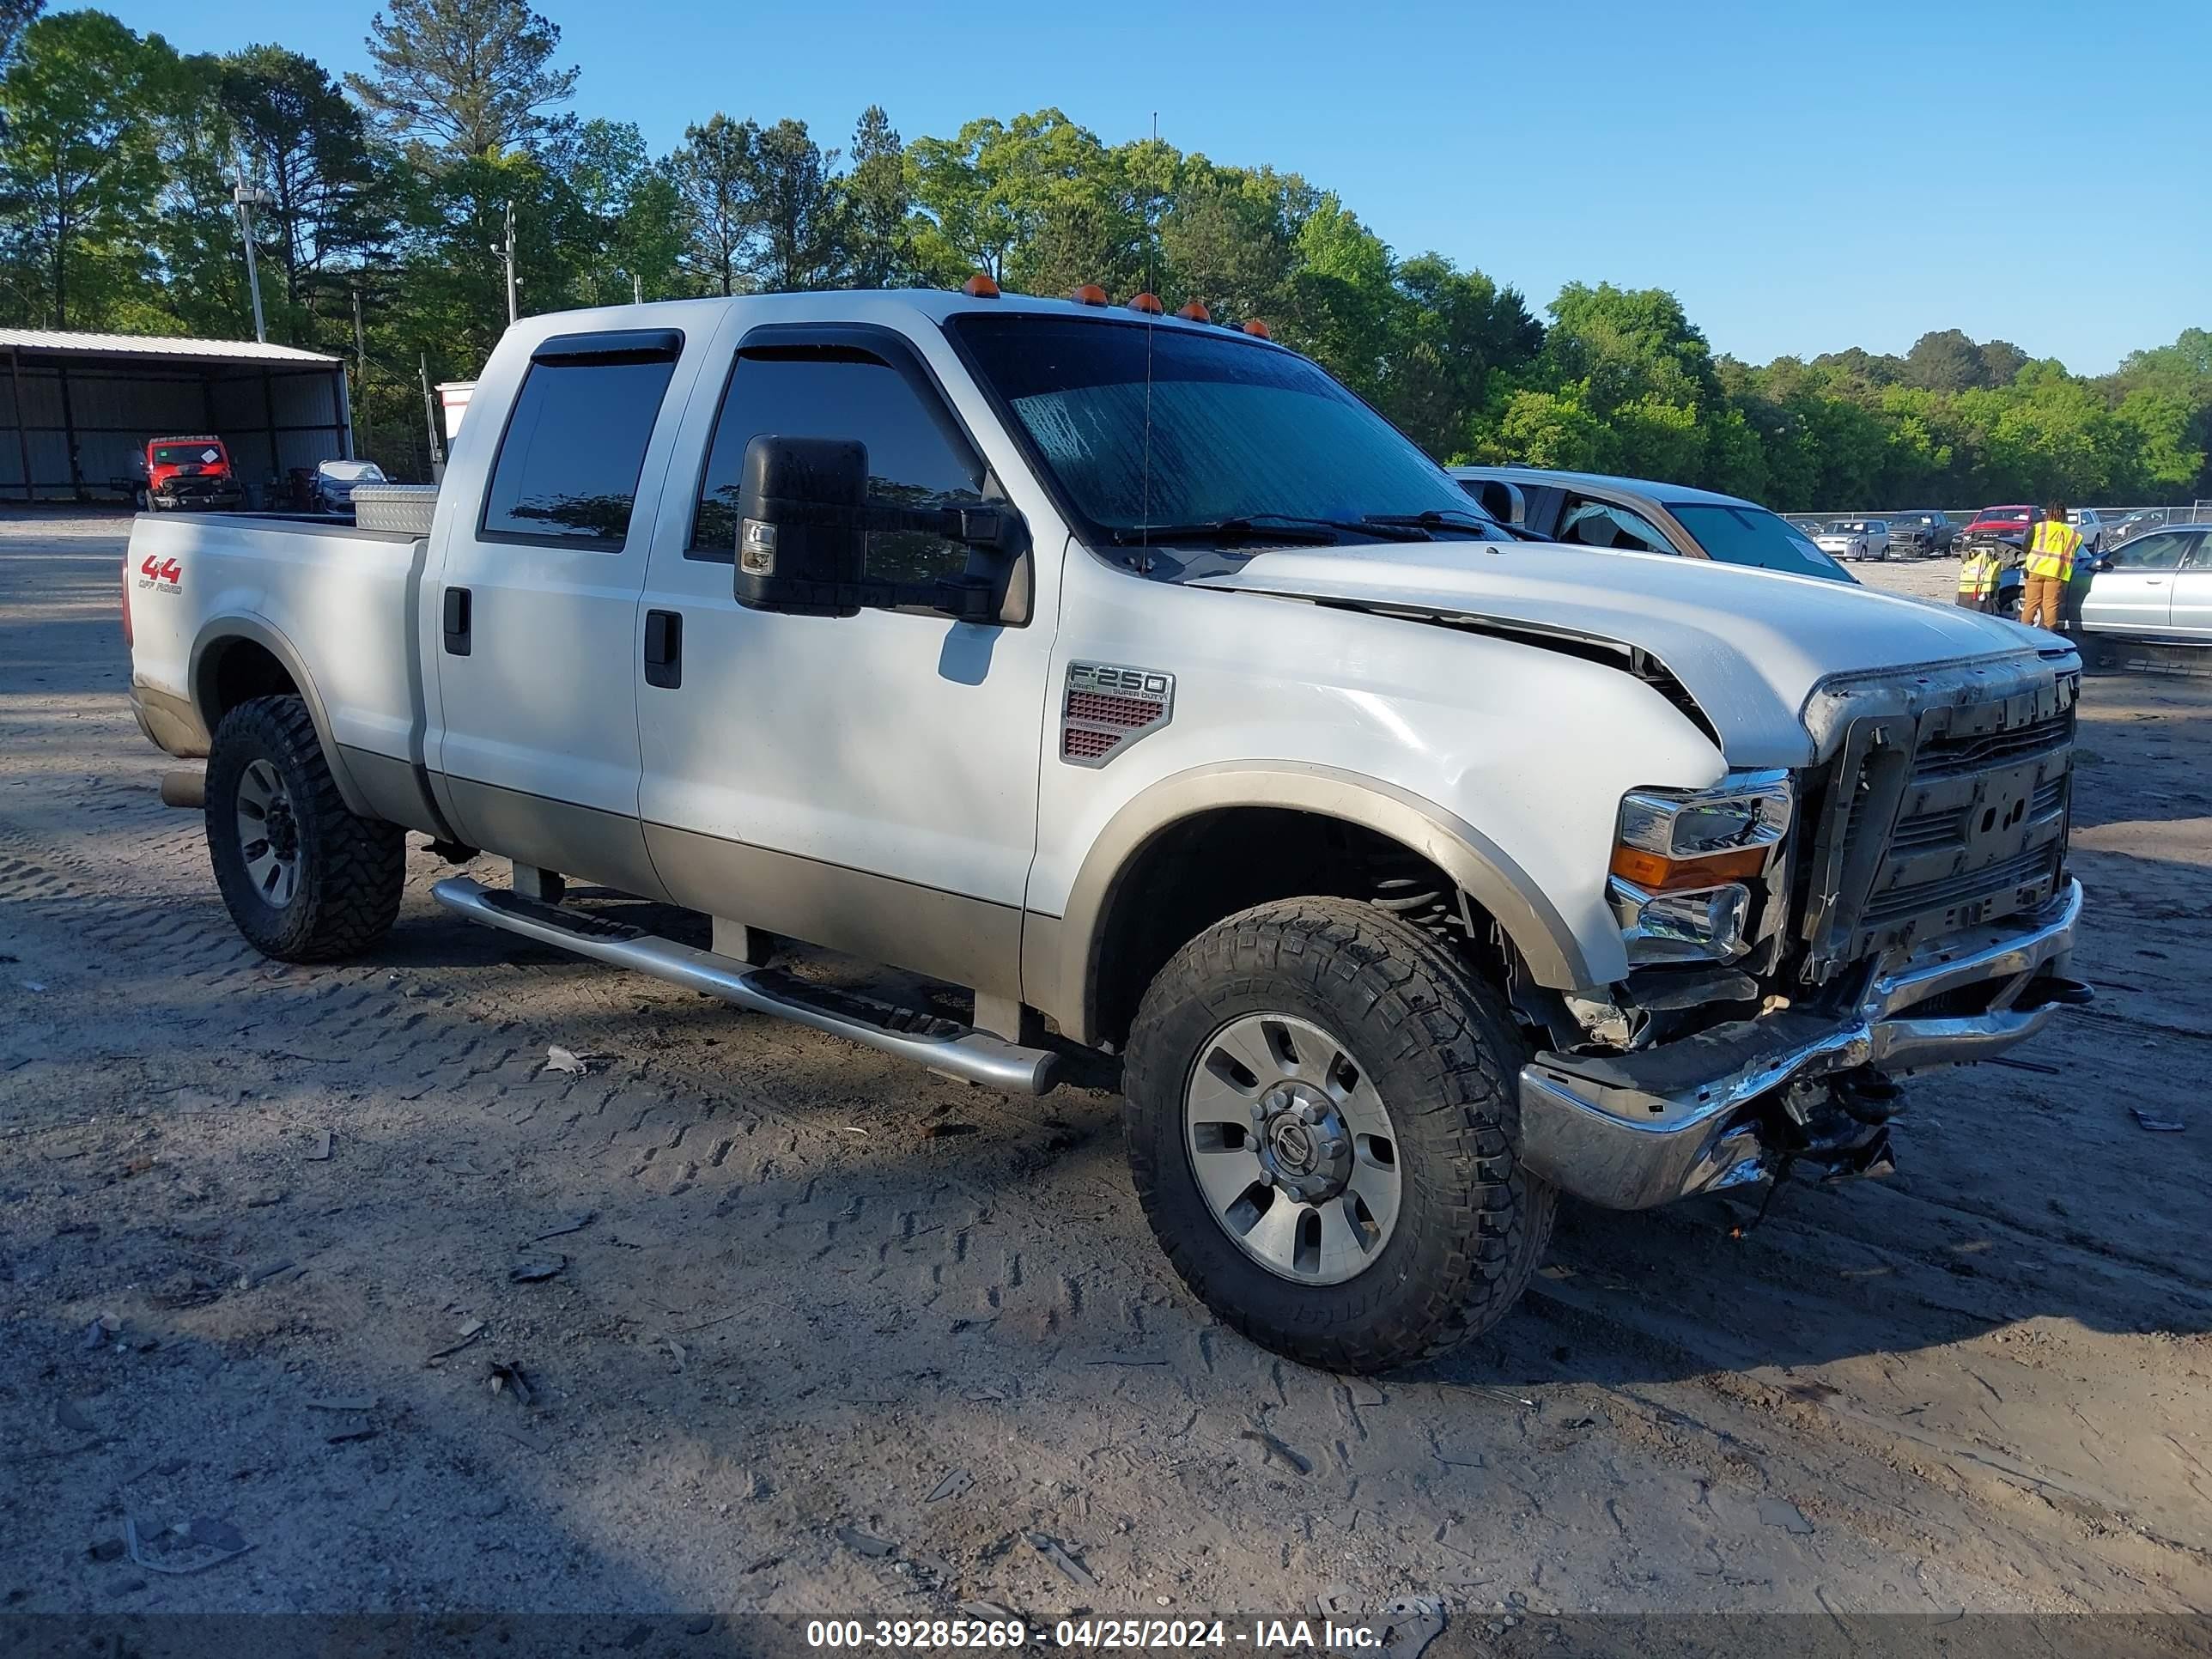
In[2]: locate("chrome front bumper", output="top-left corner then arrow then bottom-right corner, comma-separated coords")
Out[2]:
1517,879 -> 2085,1210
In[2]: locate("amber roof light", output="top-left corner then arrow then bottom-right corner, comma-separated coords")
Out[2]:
1242,319 -> 1273,339
1069,283 -> 1109,307
1176,300 -> 1212,322
1127,292 -> 1164,315
961,273 -> 1000,298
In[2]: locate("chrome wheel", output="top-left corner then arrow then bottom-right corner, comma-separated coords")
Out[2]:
1182,1012 -> 1402,1285
234,758 -> 301,908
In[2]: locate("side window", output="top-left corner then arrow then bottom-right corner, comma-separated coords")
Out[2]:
2183,532 -> 2212,568
2114,532 -> 2190,572
1559,495 -> 1673,554
690,345 -> 988,582
480,338 -> 681,546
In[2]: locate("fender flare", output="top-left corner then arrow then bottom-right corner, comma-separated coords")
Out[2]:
1036,761 -> 1597,1044
188,614 -> 371,817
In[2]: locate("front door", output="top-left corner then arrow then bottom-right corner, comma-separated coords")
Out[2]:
429,325 -> 697,896
2165,531 -> 2212,640
2081,528 -> 2193,639
632,321 -> 1057,998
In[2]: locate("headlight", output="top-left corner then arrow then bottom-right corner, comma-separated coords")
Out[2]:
1610,772 -> 1793,965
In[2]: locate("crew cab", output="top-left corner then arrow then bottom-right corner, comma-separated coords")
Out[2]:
137,434 -> 244,513
122,288 -> 2091,1373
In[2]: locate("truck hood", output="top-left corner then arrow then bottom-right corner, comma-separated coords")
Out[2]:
1192,541 -> 2055,769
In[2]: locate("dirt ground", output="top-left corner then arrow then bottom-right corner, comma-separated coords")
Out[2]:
3,511 -> 2209,1644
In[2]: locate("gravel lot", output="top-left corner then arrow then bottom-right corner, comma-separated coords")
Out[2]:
3,512 -> 2209,1644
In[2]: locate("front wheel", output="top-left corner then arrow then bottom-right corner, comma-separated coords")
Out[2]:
205,695 -> 405,961
1123,898 -> 1555,1373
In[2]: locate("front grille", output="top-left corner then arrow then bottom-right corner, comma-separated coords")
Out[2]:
1798,665 -> 2076,979
1861,843 -> 2058,928
1912,710 -> 2075,777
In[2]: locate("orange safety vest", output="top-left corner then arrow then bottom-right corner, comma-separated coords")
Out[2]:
2025,519 -> 2082,581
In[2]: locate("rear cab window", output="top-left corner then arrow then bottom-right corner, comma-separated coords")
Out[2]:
479,329 -> 684,547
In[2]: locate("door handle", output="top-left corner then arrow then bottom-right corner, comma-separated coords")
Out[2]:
643,609 -> 683,689
441,586 -> 471,656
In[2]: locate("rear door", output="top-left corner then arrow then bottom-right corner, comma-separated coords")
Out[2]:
429,325 -> 699,896
2081,529 -> 2193,636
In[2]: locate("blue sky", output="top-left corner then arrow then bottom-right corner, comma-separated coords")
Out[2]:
112,0 -> 2206,373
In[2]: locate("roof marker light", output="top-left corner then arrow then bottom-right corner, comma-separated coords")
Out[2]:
962,273 -> 1000,298
1242,319 -> 1273,339
1176,300 -> 1212,323
1127,292 -> 1164,315
1070,283 -> 1109,307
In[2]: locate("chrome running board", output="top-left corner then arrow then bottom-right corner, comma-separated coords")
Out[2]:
431,876 -> 1060,1096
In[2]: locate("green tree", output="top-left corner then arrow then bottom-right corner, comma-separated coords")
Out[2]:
844,105 -> 908,289
747,118 -> 843,292
0,0 -> 42,67
348,0 -> 576,158
548,117 -> 678,304
665,113 -> 753,296
0,9 -> 167,327
219,45 -> 390,337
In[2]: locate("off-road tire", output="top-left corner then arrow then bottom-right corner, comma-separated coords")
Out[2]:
1123,897 -> 1555,1373
205,695 -> 404,962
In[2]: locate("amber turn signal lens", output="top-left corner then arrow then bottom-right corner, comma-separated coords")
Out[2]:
1069,283 -> 1109,306
1609,844 -> 1768,891
961,272 -> 1000,298
1127,292 -> 1164,315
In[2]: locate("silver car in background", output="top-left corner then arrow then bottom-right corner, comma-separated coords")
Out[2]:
1448,467 -> 1855,582
1814,519 -> 1893,562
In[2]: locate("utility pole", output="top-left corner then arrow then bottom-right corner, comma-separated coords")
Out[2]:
351,283 -> 372,459
419,354 -> 446,478
233,152 -> 272,343
502,200 -> 519,325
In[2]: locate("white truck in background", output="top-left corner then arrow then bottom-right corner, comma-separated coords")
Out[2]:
123,287 -> 2091,1372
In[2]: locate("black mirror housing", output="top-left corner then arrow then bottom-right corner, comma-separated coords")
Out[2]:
734,432 -> 1030,623
736,435 -> 870,617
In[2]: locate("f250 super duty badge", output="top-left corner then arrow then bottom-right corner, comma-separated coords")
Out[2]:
1060,661 -> 1173,769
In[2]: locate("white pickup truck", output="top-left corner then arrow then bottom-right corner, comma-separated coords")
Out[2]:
123,288 -> 2091,1372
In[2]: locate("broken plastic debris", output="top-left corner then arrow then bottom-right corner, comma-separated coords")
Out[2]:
1759,1496 -> 1815,1535
2132,1109 -> 2185,1133
925,1468 -> 973,1504
1238,1428 -> 1313,1475
529,1211 -> 596,1241
1026,1531 -> 1097,1589
542,1045 -> 592,1076
307,1130 -> 333,1161
836,1526 -> 896,1559
508,1255 -> 567,1284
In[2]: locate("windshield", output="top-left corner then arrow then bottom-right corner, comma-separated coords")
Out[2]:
1822,520 -> 1870,533
151,443 -> 224,466
1671,504 -> 1853,582
948,313 -> 1499,548
1978,506 -> 2033,523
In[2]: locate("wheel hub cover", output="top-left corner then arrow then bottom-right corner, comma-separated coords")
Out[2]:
1253,1087 -> 1352,1202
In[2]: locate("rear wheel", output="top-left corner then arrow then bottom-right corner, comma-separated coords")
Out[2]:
205,696 -> 404,962
1123,897 -> 1554,1373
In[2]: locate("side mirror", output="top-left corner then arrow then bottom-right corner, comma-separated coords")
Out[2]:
2094,556 -> 2113,574
736,433 -> 1028,623
737,434 -> 869,617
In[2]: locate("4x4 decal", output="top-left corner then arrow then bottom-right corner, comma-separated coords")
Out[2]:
137,555 -> 182,592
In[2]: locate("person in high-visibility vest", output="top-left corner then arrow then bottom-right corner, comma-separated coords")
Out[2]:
1955,546 -> 1999,611
2021,501 -> 2083,629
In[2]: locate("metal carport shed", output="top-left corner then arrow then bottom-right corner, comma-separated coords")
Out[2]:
0,328 -> 350,503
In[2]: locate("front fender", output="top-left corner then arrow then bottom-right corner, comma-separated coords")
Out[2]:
1032,762 -> 1597,1043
